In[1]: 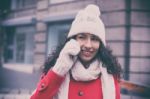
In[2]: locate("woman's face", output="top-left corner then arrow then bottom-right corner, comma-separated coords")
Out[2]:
76,33 -> 100,63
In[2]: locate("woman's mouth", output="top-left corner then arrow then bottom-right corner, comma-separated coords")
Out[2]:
82,51 -> 93,57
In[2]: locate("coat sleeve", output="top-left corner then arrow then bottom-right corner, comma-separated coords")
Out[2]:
30,70 -> 65,99
114,76 -> 121,99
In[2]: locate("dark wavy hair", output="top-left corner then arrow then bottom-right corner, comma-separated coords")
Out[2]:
43,36 -> 122,79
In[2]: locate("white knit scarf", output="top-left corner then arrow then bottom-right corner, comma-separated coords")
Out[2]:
53,60 -> 115,99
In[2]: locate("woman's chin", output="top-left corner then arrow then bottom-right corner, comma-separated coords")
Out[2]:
79,56 -> 93,63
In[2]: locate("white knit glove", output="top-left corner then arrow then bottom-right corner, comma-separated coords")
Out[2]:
52,39 -> 80,76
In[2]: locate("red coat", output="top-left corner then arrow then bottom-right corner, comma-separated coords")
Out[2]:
30,70 -> 120,99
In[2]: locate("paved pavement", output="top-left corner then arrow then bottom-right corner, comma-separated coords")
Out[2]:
0,94 -> 31,99
0,66 -> 41,93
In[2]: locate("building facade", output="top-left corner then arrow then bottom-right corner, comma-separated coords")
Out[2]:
1,0 -> 150,99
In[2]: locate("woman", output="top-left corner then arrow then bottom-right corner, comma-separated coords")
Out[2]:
30,4 -> 122,99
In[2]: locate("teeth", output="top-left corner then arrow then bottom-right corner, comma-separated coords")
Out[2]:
83,51 -> 91,56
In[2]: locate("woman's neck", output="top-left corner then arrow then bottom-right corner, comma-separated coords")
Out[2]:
79,59 -> 92,69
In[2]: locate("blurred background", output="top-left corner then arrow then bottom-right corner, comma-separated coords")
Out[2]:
0,0 -> 150,99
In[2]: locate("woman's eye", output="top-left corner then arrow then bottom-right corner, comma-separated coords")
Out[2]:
79,36 -> 85,39
76,35 -> 86,40
91,37 -> 99,41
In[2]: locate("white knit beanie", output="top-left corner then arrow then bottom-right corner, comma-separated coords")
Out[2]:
67,4 -> 106,45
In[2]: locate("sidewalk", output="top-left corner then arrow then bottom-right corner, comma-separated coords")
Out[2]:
0,87 -> 33,99
0,66 -> 40,99
0,66 -> 40,90
0,93 -> 31,99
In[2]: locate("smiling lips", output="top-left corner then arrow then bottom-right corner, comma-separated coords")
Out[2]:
82,51 -> 93,57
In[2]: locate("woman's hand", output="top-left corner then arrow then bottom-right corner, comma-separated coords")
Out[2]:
52,39 -> 80,76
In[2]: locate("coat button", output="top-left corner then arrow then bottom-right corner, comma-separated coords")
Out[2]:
78,91 -> 84,96
40,83 -> 45,90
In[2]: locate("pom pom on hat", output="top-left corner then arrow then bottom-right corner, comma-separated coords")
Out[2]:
84,4 -> 101,17
67,4 -> 106,46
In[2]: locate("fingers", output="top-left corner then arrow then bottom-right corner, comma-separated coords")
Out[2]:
62,39 -> 81,56
67,39 -> 81,55
53,39 -> 80,76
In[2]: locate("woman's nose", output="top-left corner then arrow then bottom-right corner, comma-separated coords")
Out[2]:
84,39 -> 92,48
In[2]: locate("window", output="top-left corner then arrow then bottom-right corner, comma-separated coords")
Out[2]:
4,26 -> 35,64
15,33 -> 26,63
49,0 -> 74,4
11,0 -> 36,10
47,21 -> 71,55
